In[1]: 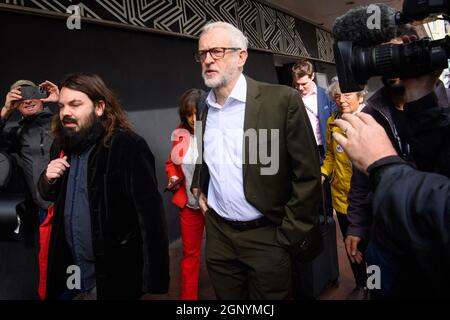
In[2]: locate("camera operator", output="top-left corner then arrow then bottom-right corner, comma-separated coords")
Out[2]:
332,1 -> 450,296
0,79 -> 58,299
333,70 -> 450,299
344,26 -> 449,273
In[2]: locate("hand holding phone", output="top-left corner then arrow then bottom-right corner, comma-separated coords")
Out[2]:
164,177 -> 184,192
3,88 -> 22,116
39,80 -> 60,103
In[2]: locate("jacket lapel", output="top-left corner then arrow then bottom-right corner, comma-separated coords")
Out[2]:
200,102 -> 209,139
316,89 -> 327,144
243,76 -> 262,181
317,89 -> 324,123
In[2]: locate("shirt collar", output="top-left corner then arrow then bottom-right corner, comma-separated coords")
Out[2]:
355,103 -> 365,113
303,82 -> 317,98
207,73 -> 247,109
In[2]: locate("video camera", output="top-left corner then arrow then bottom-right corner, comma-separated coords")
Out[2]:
334,0 -> 450,92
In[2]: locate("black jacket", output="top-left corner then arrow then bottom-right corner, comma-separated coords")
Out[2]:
38,129 -> 169,300
347,88 -> 450,239
0,108 -> 53,210
347,87 -> 408,239
368,156 -> 450,298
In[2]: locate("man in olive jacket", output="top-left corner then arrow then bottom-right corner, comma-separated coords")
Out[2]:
192,22 -> 322,299
37,73 -> 169,300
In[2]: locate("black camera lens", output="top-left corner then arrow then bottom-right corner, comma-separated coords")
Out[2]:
335,36 -> 450,92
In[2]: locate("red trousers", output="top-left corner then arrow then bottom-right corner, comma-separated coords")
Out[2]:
179,206 -> 205,300
38,205 -> 54,300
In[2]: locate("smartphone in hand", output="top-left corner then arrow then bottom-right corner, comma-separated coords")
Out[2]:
20,86 -> 49,100
164,177 -> 184,192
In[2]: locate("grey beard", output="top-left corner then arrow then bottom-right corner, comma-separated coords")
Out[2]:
202,66 -> 239,89
203,73 -> 227,88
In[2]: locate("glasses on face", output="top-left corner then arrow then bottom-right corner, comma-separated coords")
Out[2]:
194,47 -> 241,62
336,93 -> 357,101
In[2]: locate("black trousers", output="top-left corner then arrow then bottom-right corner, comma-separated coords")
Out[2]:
318,145 -> 333,218
336,212 -> 368,287
204,209 -> 292,300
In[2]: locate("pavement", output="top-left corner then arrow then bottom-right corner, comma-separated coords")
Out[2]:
144,215 -> 357,300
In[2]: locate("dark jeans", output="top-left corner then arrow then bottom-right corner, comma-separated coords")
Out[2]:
364,241 -> 400,299
322,180 -> 333,217
336,212 -> 368,287
365,241 -> 450,299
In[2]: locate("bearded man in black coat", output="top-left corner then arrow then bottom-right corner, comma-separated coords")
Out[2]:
37,73 -> 169,300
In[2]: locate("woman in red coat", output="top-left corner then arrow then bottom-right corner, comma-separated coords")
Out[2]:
165,89 -> 205,300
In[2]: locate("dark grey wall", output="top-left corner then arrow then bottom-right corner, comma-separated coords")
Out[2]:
314,62 -> 337,83
276,60 -> 336,89
0,11 -> 278,242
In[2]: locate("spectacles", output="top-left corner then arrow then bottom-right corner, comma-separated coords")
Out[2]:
194,47 -> 241,62
336,93 -> 357,100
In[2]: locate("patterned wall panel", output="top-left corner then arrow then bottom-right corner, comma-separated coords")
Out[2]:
0,0 -> 334,63
316,28 -> 334,62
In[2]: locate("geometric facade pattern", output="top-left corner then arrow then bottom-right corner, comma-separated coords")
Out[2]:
0,0 -> 334,63
316,28 -> 335,62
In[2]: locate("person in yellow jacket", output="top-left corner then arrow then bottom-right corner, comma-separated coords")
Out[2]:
321,79 -> 368,300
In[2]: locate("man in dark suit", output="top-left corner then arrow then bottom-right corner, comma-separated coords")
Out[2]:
192,21 -> 322,299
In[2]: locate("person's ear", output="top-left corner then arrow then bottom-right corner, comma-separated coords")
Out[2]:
95,100 -> 105,117
358,95 -> 364,105
311,73 -> 315,81
238,50 -> 248,68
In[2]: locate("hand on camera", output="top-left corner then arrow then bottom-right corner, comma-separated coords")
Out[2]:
2,87 -> 22,119
39,80 -> 60,103
333,113 -> 397,173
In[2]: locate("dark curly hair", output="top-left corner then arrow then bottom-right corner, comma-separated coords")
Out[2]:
52,72 -> 131,145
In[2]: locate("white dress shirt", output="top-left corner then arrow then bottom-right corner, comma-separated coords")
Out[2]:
204,74 -> 263,221
182,134 -> 199,209
301,83 -> 322,146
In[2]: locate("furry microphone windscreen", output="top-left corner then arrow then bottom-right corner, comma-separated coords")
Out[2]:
332,3 -> 398,47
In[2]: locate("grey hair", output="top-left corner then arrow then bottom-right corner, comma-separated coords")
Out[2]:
356,86 -> 368,100
327,79 -> 341,99
327,78 -> 368,100
200,21 -> 248,50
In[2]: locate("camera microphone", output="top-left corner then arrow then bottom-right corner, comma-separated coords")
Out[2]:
332,3 -> 398,47
333,1 -> 450,47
